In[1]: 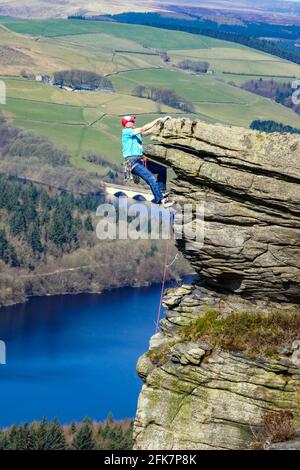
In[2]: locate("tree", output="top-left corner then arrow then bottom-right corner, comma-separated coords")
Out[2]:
22,423 -> 36,450
20,69 -> 28,78
12,424 -> 36,450
70,422 -> 77,435
73,418 -> 95,450
36,417 -> 48,450
39,191 -> 53,211
97,417 -> 133,450
22,192 -> 38,223
250,120 -> 300,134
84,215 -> 93,232
53,69 -> 114,91
0,229 -> 19,267
9,210 -> 27,237
7,424 -> 19,450
27,222 -> 43,254
132,85 -> 195,112
106,412 -> 114,424
47,207 -> 68,247
74,216 -> 83,231
46,420 -> 66,450
0,432 -> 10,450
34,418 -> 66,450
8,245 -> 19,267
0,417 -> 134,451
177,59 -> 209,73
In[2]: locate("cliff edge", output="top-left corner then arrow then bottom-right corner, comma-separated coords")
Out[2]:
133,118 -> 300,450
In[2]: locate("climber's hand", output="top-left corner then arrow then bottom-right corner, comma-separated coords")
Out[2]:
153,116 -> 171,129
155,116 -> 171,124
161,116 -> 172,123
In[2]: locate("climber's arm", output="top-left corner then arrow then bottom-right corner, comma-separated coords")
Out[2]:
142,129 -> 153,136
133,116 -> 171,136
133,118 -> 161,135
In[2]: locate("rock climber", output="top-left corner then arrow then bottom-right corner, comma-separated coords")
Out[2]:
121,115 -> 174,208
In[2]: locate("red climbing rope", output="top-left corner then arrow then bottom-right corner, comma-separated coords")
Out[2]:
155,238 -> 171,334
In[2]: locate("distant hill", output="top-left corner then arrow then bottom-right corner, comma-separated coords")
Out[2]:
1,0 -> 300,25
0,0 -> 161,19
1,17 -> 300,167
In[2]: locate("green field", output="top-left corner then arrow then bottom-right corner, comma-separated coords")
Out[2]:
0,17 -> 300,171
169,48 -> 300,78
0,18 -> 242,49
111,68 -> 247,103
110,68 -> 300,127
1,78 -> 178,170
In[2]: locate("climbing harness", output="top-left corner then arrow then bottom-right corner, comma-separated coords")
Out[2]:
123,156 -> 148,185
123,160 -> 133,183
123,160 -> 140,184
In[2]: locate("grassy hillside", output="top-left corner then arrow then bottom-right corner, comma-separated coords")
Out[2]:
169,48 -> 300,81
1,77 -> 177,170
0,18 -> 243,47
0,18 -> 300,169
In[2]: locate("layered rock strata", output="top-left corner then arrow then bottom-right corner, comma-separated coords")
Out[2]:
133,119 -> 300,450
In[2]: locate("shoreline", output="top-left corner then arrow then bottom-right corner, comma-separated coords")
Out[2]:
0,272 -> 196,311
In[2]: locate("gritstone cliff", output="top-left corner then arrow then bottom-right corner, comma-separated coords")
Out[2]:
133,118 -> 300,450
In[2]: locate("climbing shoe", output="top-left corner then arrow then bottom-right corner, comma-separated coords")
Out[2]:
161,198 -> 175,209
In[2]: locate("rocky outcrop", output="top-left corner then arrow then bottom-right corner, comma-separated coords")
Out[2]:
144,118 -> 300,303
266,437 -> 300,450
133,119 -> 300,450
133,286 -> 300,450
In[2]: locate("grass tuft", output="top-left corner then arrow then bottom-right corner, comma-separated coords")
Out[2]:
263,411 -> 296,443
252,411 -> 297,449
180,308 -> 300,358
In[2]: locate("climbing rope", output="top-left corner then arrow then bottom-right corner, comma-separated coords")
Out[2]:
155,238 -> 171,334
166,253 -> 179,269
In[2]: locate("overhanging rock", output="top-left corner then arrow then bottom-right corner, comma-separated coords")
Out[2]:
144,118 -> 300,302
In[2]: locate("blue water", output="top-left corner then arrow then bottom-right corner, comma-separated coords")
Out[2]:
0,280 -> 188,428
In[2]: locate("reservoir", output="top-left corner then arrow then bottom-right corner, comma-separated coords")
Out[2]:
0,279 -> 192,427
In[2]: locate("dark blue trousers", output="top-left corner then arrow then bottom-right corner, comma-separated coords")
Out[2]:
130,158 -> 166,203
